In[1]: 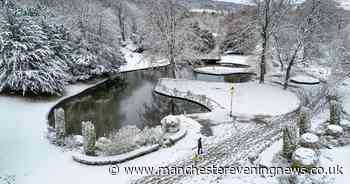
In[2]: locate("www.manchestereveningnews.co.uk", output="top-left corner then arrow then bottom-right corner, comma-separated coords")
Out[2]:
108,164 -> 344,176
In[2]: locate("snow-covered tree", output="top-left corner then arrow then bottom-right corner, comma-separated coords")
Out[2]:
253,0 -> 290,83
298,107 -> 311,135
0,1 -> 68,95
282,124 -> 298,159
329,100 -> 341,125
220,7 -> 256,55
187,22 -> 215,54
146,0 -> 185,78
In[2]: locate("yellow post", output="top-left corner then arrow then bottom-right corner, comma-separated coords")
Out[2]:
230,85 -> 235,117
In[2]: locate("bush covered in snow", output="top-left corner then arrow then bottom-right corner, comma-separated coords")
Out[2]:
161,115 -> 180,133
300,133 -> 320,149
101,125 -> 163,156
291,147 -> 319,169
326,124 -> 344,137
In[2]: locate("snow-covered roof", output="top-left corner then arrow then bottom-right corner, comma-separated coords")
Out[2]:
290,75 -> 320,85
193,66 -> 252,75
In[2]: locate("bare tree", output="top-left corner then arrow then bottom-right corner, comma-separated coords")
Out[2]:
273,0 -> 322,89
114,0 -> 128,42
147,0 -> 183,78
273,0 -> 349,90
253,0 -> 290,83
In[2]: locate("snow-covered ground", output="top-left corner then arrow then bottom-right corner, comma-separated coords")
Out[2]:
189,9 -> 221,14
119,47 -> 169,72
0,91 -> 207,184
321,145 -> 350,184
156,79 -> 300,117
336,0 -> 350,10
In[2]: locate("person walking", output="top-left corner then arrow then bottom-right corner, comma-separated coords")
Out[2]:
197,137 -> 203,155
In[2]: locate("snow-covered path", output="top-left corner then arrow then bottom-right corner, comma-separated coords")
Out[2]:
135,111 -> 299,184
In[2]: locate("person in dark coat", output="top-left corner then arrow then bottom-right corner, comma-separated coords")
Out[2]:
197,137 -> 203,155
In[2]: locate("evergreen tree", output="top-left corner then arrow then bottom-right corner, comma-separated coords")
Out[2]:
0,2 -> 68,95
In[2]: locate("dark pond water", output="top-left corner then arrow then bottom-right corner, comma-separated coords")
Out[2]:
48,64 -> 254,138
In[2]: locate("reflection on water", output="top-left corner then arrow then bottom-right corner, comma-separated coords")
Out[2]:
49,67 -> 209,137
48,64 -> 254,138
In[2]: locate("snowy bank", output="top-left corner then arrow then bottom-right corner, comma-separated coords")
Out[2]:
119,47 -> 169,72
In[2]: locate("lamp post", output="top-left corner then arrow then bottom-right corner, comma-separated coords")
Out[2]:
230,85 -> 235,117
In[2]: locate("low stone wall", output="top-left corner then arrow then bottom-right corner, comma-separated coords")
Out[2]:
72,144 -> 161,165
154,78 -> 224,111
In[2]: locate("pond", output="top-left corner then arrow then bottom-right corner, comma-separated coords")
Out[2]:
48,64 -> 253,138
